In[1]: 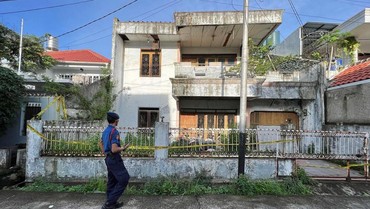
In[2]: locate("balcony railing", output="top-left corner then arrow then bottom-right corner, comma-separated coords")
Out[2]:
55,74 -> 101,85
174,62 -> 239,79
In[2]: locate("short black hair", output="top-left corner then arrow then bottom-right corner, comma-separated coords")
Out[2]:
107,112 -> 119,124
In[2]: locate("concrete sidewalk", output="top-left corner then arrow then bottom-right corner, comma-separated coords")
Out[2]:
1,184 -> 370,209
297,159 -> 364,178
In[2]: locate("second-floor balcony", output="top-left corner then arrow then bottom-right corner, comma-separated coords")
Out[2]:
171,61 -> 322,100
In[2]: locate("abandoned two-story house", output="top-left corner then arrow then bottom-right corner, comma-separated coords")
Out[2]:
111,10 -> 326,132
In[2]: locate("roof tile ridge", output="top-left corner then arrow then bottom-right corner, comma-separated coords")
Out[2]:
87,49 -> 110,62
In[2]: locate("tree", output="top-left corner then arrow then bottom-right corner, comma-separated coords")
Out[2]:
0,24 -> 55,72
227,39 -> 299,76
0,66 -> 25,135
317,30 -> 360,64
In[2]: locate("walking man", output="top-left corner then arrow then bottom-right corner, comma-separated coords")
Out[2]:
99,112 -> 130,209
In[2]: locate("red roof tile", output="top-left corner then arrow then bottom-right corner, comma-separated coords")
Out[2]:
45,50 -> 110,63
330,60 -> 370,87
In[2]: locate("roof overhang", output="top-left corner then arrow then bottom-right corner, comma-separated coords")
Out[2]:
336,8 -> 370,53
115,10 -> 283,47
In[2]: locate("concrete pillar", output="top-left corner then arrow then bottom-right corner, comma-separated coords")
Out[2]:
16,149 -> 27,170
0,149 -> 10,168
26,120 -> 43,180
155,122 -> 169,160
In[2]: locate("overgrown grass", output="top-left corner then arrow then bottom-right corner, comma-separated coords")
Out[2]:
20,169 -> 313,196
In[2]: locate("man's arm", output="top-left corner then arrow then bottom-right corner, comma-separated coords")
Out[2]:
111,143 -> 130,153
98,139 -> 104,154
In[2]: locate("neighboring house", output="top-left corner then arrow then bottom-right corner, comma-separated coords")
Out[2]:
0,48 -> 110,147
44,49 -> 110,85
272,22 -> 338,58
273,8 -> 370,68
0,76 -> 70,148
111,10 -> 326,132
325,59 -> 370,134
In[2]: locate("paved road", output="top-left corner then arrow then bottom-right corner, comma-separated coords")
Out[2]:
297,159 -> 364,178
1,183 -> 370,209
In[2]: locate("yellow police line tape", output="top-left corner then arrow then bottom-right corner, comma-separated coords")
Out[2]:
24,124 -> 370,169
27,124 -> 296,149
27,124 -> 89,146
31,96 -> 67,120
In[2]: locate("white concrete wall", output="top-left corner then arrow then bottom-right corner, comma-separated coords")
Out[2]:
26,157 -> 293,182
272,28 -> 301,56
0,149 -> 10,168
115,41 -> 179,128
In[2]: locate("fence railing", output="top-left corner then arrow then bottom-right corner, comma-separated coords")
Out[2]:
39,121 -> 368,160
168,128 -> 368,159
41,121 -> 155,157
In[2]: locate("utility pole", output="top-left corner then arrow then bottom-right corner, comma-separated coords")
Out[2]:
17,18 -> 24,75
238,0 -> 249,176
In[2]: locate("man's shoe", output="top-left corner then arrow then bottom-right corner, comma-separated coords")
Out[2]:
101,203 -> 115,209
115,202 -> 124,208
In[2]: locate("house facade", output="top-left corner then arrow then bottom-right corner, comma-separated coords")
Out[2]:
325,59 -> 370,134
273,8 -> 370,71
0,49 -> 110,148
111,10 -> 325,131
45,49 -> 110,85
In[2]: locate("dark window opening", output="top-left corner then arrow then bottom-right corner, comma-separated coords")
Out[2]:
138,108 -> 159,127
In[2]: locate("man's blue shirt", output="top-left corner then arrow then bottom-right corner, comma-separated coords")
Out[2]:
102,124 -> 120,153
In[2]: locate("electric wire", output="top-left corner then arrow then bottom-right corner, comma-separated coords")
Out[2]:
140,0 -> 182,21
61,0 -> 184,48
287,0 -> 304,27
54,0 -> 139,39
0,0 -> 95,15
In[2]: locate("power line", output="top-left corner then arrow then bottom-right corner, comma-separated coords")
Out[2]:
254,0 -> 286,41
129,0 -> 181,20
54,0 -> 139,39
287,0 -> 304,27
199,0 -> 364,24
62,0 -> 184,48
140,0 -> 182,21
0,0 -> 95,15
231,0 -> 239,11
62,26 -> 111,46
61,34 -> 111,48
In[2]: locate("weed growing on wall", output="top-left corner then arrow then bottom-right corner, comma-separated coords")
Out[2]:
44,67 -> 116,120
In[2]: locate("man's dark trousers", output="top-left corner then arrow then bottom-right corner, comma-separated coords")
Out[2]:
104,153 -> 130,205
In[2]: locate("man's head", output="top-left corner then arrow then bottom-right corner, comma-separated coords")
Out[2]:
107,112 -> 119,124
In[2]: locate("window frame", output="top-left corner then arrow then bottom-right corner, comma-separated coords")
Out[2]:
140,50 -> 161,77
138,107 -> 160,128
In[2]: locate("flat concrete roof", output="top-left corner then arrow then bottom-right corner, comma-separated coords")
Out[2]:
114,10 -> 283,47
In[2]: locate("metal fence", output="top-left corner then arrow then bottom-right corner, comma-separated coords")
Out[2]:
41,121 -> 155,157
168,128 -> 368,159
39,121 -> 368,160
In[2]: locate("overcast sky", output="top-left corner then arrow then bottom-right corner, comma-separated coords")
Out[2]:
0,0 -> 368,59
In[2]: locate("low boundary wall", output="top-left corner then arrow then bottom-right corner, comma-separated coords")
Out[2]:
26,121 -> 293,182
